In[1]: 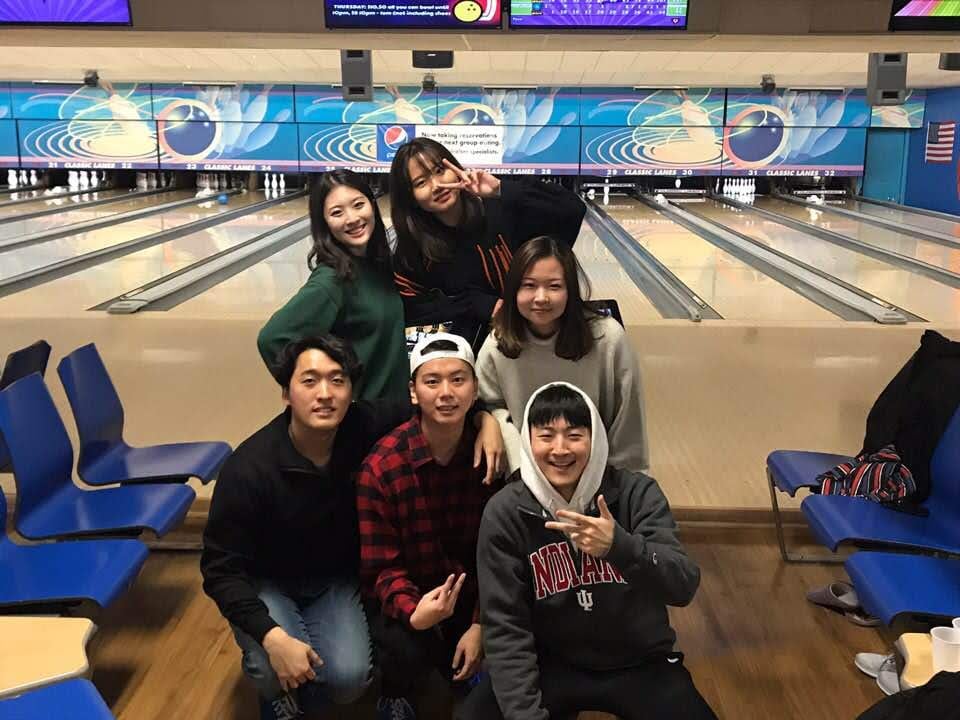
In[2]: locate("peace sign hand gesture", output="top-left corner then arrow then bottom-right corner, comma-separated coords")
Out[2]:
544,495 -> 616,558
438,159 -> 501,199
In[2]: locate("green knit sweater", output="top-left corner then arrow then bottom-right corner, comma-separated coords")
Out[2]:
257,259 -> 409,401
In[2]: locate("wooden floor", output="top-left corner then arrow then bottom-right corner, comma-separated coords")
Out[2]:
84,527 -> 889,720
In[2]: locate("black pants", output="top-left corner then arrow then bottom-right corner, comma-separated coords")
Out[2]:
456,653 -> 718,720
369,602 -> 474,700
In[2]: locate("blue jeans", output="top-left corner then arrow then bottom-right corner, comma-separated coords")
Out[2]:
231,578 -> 372,716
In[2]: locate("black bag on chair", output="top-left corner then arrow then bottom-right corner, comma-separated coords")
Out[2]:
857,672 -> 960,720
861,330 -> 960,503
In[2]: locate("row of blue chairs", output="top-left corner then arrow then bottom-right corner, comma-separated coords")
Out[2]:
0,340 -> 232,718
767,403 -> 960,625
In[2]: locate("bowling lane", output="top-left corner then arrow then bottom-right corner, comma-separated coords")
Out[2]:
167,232 -> 312,317
602,200 -> 835,322
574,221 -> 661,322
759,197 -> 960,272
0,189 -> 44,205
696,199 -> 960,323
0,191 -> 265,283
0,194 -> 308,316
0,188 -> 133,222
0,189 -> 189,243
841,198 -> 960,240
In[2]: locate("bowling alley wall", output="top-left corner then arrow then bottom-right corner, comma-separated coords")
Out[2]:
904,87 -> 960,215
0,82 -> 928,178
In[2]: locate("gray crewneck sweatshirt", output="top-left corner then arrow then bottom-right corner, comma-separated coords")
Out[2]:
476,315 -> 649,474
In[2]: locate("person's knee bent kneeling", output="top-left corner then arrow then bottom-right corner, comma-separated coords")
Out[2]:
323,652 -> 372,705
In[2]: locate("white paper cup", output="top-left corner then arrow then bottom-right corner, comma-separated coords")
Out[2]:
931,626 -> 960,673
953,617 -> 960,630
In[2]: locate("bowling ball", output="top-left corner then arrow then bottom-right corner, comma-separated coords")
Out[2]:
441,103 -> 497,126
217,194 -> 229,205
724,107 -> 788,167
157,100 -> 221,159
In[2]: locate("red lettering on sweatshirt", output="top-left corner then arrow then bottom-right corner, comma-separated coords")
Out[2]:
547,544 -> 570,592
527,542 -> 629,601
530,547 -> 555,600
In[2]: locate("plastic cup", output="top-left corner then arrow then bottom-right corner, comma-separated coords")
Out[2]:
931,626 -> 960,672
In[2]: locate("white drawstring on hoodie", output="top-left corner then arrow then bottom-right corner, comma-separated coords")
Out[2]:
519,381 -> 609,517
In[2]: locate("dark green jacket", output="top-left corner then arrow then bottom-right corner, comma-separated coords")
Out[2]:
257,260 -> 409,401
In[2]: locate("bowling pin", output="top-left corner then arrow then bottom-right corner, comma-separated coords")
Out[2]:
279,173 -> 286,193
90,171 -> 99,189
19,170 -> 27,186
29,169 -> 38,186
7,168 -> 16,188
79,170 -> 89,190
69,171 -> 79,190
674,178 -> 681,190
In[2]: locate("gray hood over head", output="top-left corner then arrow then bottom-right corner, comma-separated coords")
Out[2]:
519,381 -> 608,516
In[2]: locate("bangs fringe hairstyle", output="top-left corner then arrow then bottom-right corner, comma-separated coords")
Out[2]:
307,169 -> 391,281
528,384 -> 592,431
389,137 -> 484,270
493,236 -> 599,361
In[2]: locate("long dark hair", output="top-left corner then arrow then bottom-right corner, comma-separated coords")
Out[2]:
389,137 -> 484,270
493,236 -> 599,361
307,170 -> 391,281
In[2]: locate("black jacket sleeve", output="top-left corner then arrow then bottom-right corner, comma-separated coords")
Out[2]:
478,498 -> 550,720
500,180 -> 586,250
200,458 -> 278,644
604,473 -> 701,607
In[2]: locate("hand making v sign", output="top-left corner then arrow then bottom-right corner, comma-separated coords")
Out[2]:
544,494 -> 617,558
439,158 -> 501,199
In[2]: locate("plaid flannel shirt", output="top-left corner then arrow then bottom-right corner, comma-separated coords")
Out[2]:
357,414 -> 494,624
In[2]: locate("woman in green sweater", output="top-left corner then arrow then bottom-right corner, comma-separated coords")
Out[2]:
258,170 -> 409,401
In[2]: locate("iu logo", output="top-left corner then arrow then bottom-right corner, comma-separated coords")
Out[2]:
576,589 -> 594,612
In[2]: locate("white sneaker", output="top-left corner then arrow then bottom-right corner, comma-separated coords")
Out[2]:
855,653 -> 899,695
854,652 -> 889,678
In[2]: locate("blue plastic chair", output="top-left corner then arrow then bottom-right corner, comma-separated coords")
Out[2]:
0,374 -> 195,541
0,679 -> 114,719
801,404 -> 960,557
765,450 -> 854,562
0,492 -> 148,611
57,344 -> 231,486
0,340 -> 52,472
846,552 -> 960,625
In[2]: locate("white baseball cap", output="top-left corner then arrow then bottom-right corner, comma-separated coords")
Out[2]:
409,332 -> 476,377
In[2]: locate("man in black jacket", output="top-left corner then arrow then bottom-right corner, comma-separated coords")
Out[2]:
201,335 -> 503,720
459,382 -> 716,720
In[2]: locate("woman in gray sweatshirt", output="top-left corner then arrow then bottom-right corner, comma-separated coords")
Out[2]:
459,383 -> 715,720
476,236 -> 649,475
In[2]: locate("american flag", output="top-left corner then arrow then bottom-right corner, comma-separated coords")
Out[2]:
926,121 -> 956,164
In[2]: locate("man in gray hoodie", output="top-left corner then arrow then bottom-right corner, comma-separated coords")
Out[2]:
459,382 -> 716,720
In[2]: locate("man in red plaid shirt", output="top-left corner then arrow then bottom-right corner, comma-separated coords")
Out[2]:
357,333 -> 499,720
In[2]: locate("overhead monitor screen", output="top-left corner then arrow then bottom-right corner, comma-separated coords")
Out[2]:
890,1 -> 960,30
325,0 -> 501,29
0,0 -> 132,24
510,0 -> 687,29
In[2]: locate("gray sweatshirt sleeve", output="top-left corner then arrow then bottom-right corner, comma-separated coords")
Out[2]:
476,338 -> 524,473
602,322 -> 650,473
478,502 -> 549,720
604,476 -> 700,607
